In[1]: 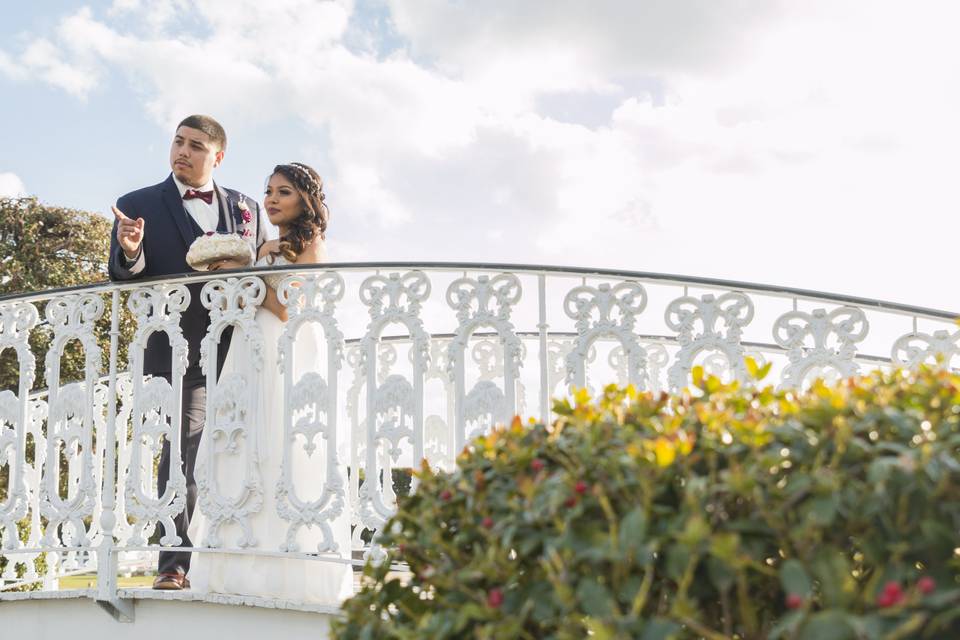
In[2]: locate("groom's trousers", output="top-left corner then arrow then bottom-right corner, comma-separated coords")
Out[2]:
156,367 -> 207,576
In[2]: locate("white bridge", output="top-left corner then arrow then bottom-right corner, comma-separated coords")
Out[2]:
0,262 -> 957,634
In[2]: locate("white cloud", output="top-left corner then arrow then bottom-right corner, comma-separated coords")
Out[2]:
387,0 -> 783,83
0,50 -> 24,80
0,173 -> 27,198
0,9 -> 101,97
3,0 -> 960,308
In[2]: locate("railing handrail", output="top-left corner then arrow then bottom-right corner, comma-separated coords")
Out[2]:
0,261 -> 956,321
3,260 -> 959,617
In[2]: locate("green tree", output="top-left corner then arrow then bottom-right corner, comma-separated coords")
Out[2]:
0,196 -> 134,584
0,195 -> 130,391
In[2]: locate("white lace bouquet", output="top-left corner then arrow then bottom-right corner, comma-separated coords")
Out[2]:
186,232 -> 255,271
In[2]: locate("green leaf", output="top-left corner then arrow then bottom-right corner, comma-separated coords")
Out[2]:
848,613 -> 891,640
780,559 -> 812,597
619,507 -> 648,557
706,556 -> 736,592
709,532 -> 739,562
639,617 -> 682,640
576,578 -> 613,618
665,546 -> 690,582
745,356 -> 759,378
810,549 -> 854,608
797,610 -> 856,640
768,610 -> 805,640
454,603 -> 487,631
618,575 -> 643,606
867,457 -> 899,484
757,361 -> 773,380
922,587 -> 960,608
678,515 -> 710,547
807,494 -> 839,526
583,617 -> 616,640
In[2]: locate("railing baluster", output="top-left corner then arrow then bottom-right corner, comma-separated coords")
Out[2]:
538,274 -> 549,425
1,263 -> 959,610
96,290 -> 133,620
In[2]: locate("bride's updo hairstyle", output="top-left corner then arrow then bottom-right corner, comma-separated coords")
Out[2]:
269,162 -> 329,263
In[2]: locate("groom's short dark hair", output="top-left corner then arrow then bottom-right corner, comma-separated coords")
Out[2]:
177,114 -> 227,151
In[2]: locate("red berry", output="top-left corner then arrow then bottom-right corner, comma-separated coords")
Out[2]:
482,516 -> 494,529
785,593 -> 804,609
397,543 -> 406,554
440,489 -> 452,501
564,496 -> 578,508
531,458 -> 545,472
918,576 -> 936,594
877,582 -> 904,608
574,480 -> 589,495
487,588 -> 503,608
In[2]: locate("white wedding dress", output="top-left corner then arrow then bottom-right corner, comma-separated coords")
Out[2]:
188,254 -> 352,605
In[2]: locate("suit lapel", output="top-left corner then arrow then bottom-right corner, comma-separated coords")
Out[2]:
161,175 -> 198,249
216,183 -> 234,233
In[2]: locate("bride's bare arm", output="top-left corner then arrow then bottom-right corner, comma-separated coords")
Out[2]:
261,283 -> 288,321
257,241 -> 288,321
258,238 -> 325,321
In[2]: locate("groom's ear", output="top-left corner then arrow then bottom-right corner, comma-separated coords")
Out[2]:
214,149 -> 225,168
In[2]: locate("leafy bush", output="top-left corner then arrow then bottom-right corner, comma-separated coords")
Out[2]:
335,365 -> 960,639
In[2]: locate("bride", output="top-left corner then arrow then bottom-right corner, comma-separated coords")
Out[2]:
188,162 -> 352,605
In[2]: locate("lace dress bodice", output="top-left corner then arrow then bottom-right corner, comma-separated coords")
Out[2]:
257,254 -> 291,290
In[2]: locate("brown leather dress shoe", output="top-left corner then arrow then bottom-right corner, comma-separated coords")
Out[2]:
153,573 -> 191,590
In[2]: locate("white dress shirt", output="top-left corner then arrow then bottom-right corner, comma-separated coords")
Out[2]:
173,175 -> 220,233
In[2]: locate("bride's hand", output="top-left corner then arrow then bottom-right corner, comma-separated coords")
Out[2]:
209,258 -> 248,271
258,239 -> 280,259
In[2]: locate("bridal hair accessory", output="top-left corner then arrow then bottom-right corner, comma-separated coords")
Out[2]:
284,162 -> 322,197
186,232 -> 255,271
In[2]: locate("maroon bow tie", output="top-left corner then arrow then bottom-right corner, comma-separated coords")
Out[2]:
183,189 -> 214,204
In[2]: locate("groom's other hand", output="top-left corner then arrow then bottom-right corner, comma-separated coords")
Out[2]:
113,205 -> 145,259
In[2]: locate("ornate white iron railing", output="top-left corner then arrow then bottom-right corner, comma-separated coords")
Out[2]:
0,262 -> 956,618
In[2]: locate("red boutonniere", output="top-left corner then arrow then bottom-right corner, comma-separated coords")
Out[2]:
235,198 -> 255,239
238,200 -> 253,223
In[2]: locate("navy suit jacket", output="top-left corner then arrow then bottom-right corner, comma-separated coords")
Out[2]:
108,174 -> 266,377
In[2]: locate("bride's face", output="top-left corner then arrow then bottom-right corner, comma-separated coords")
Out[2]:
264,173 -> 304,230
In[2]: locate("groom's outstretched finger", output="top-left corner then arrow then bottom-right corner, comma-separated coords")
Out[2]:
112,205 -> 130,222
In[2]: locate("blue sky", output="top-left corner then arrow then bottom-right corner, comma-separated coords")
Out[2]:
0,1 -> 337,214
2,1 -> 959,310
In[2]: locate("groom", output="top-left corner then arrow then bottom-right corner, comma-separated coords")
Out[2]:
109,114 -> 266,590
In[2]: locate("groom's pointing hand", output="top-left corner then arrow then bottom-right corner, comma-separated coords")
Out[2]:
113,205 -> 145,259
